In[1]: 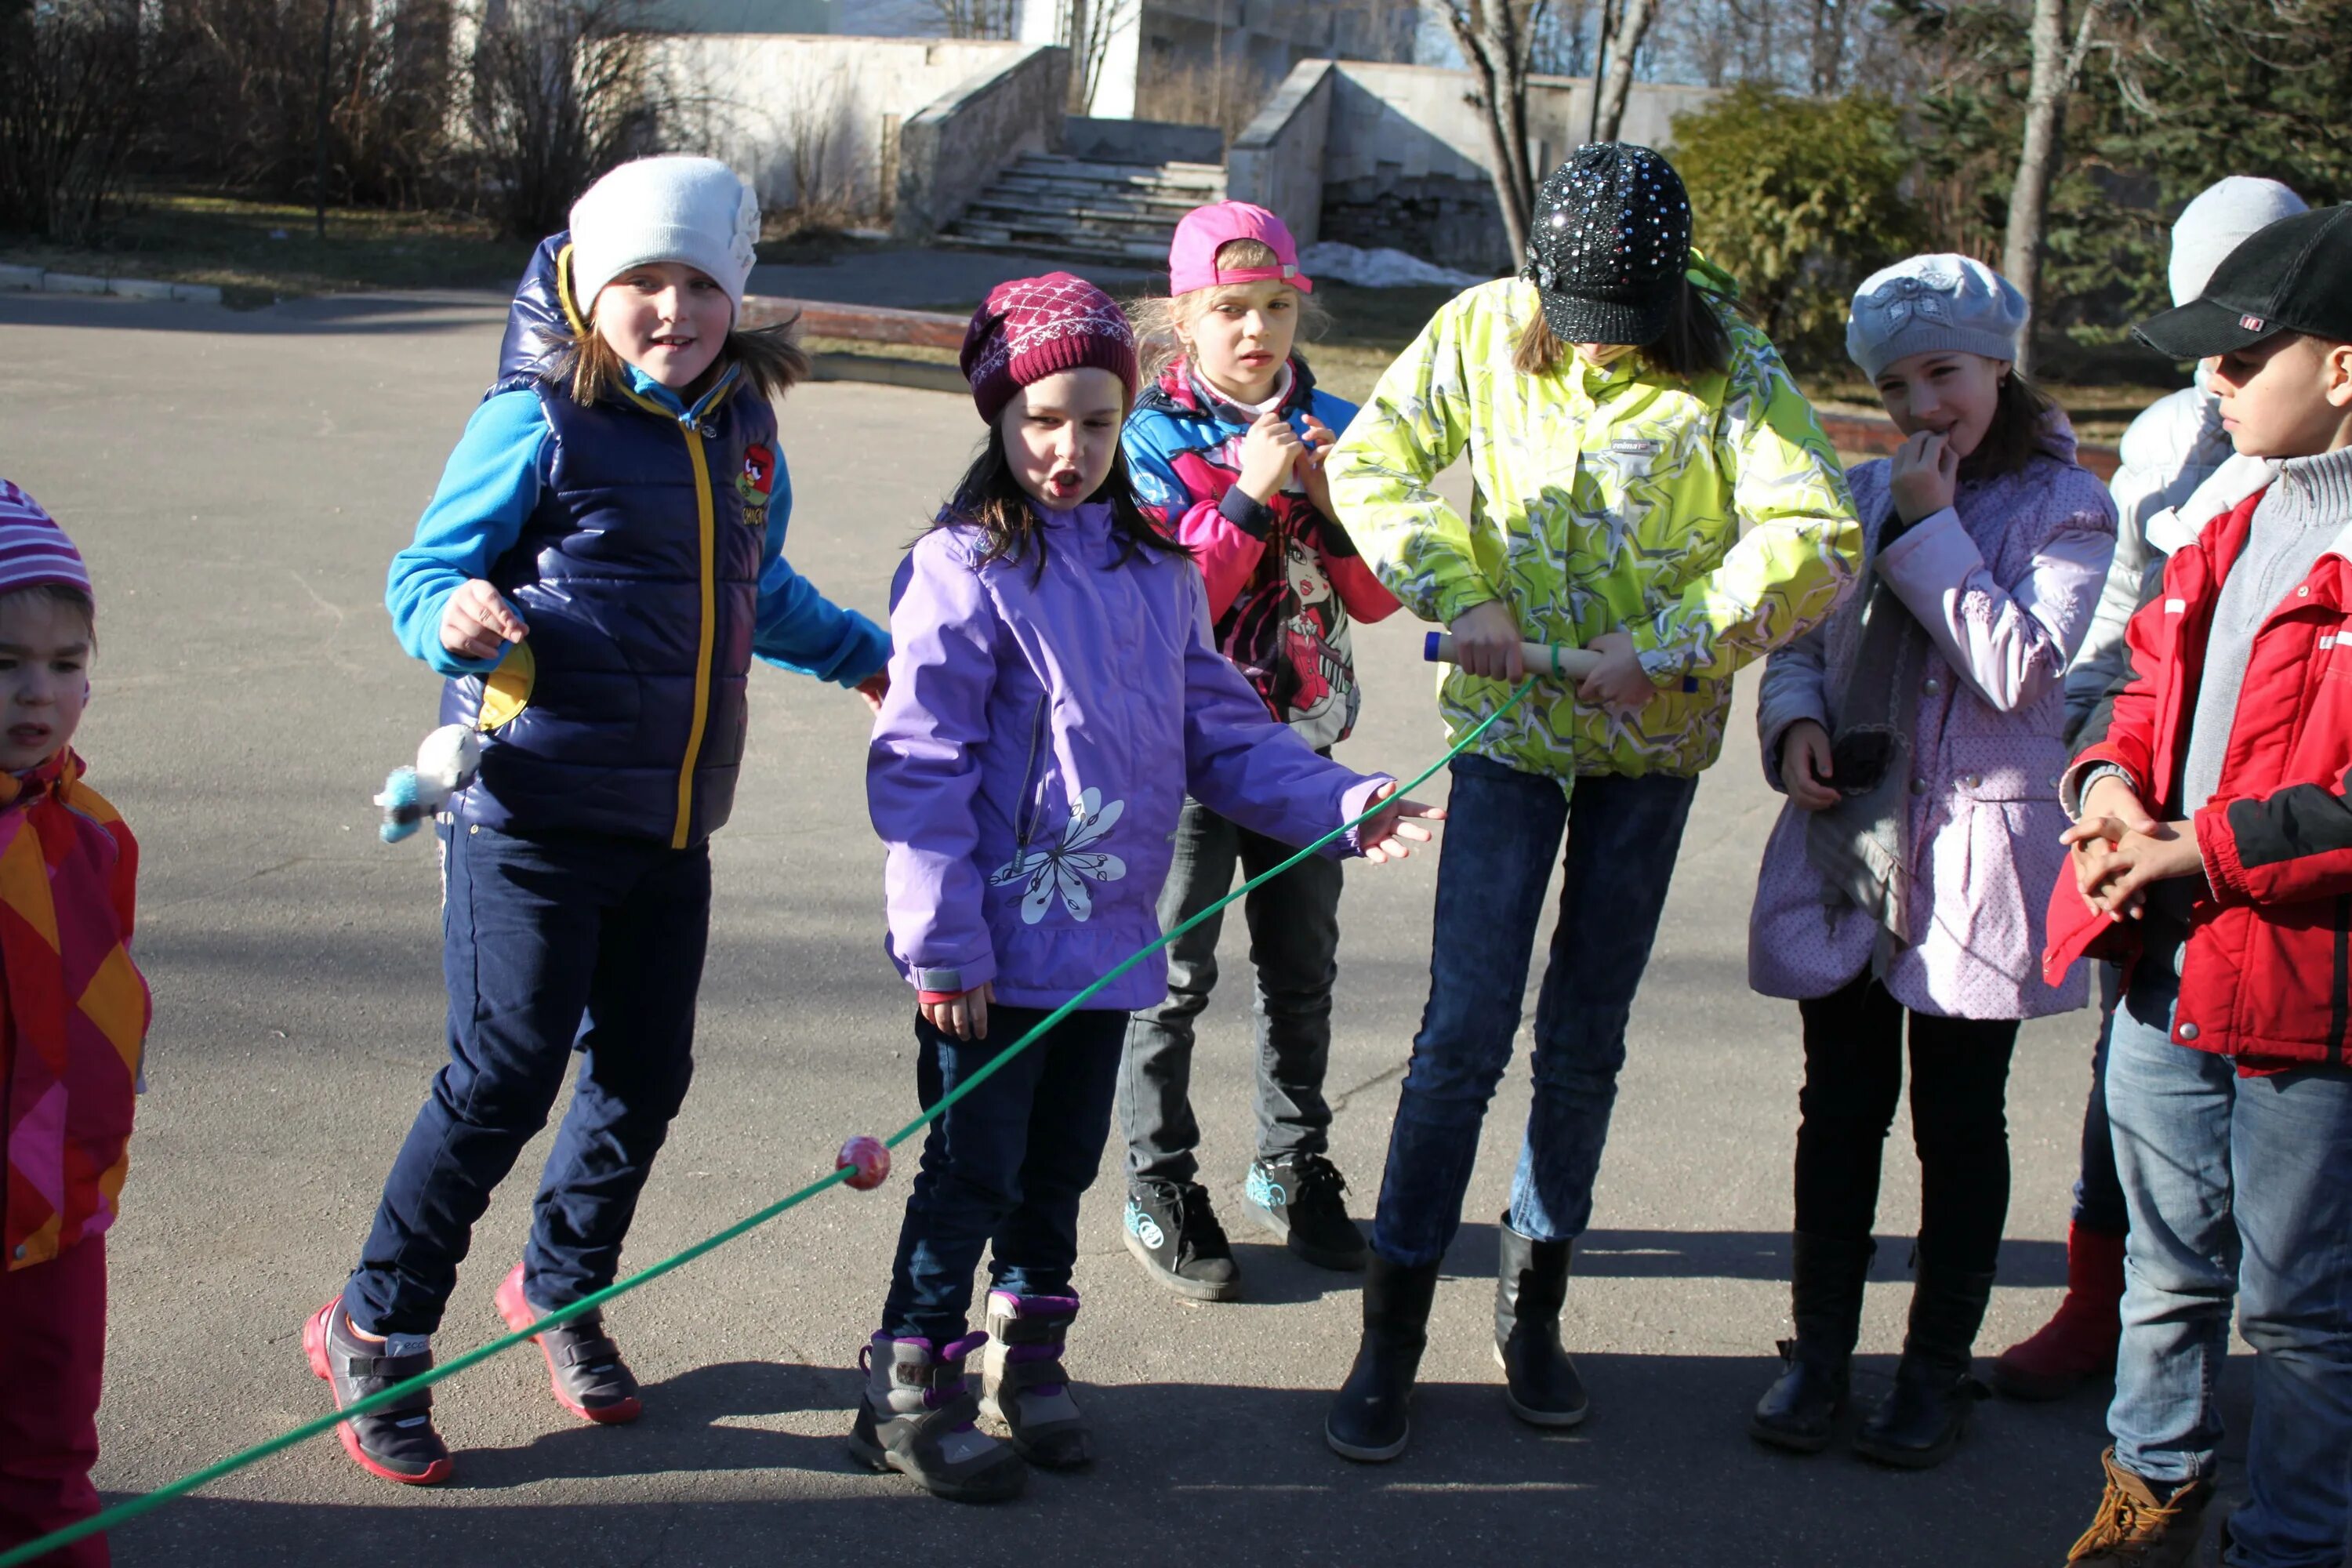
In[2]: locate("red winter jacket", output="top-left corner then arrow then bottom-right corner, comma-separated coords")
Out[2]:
2043,486 -> 2352,1072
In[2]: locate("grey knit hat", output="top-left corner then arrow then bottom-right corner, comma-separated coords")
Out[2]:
1845,255 -> 2027,380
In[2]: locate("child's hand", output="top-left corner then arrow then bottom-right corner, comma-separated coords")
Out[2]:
1298,416 -> 1338,518
1889,430 -> 1960,525
1577,630 -> 1668,713
1238,410 -> 1305,504
1779,719 -> 1839,811
854,670 -> 889,714
2071,820 -> 2205,920
441,579 -> 528,661
2060,775 -> 2178,920
921,982 -> 993,1042
1357,781 -> 1445,864
1448,601 -> 1526,681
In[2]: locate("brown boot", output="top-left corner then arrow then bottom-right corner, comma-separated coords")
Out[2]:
2063,1447 -> 2213,1566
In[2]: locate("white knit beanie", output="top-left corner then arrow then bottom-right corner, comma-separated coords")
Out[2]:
1845,254 -> 2028,381
2168,176 -> 2307,307
568,156 -> 760,323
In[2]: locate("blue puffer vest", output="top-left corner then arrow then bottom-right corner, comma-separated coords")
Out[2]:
441,233 -> 773,848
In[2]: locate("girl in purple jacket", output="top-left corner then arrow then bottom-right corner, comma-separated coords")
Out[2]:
1745,256 -> 2114,1467
852,274 -> 1439,1504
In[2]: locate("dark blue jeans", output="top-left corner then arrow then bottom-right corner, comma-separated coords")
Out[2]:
882,1005 -> 1127,1345
2069,962 -> 2131,1234
344,822 -> 710,1337
1120,795 -> 1345,1189
1370,757 -> 1697,1267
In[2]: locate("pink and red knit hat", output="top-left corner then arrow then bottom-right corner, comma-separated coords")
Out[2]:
960,271 -> 1138,424
0,481 -> 93,605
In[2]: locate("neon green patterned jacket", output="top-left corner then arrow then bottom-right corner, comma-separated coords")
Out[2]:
1330,273 -> 1862,782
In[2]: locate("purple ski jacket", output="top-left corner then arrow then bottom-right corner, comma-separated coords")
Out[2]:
870,499 -> 1392,1011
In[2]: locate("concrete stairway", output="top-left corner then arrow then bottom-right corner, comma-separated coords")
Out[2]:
940,151 -> 1225,266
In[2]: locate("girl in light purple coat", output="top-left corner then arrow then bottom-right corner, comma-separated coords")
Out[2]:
851,274 -> 1439,1505
1744,256 -> 2114,1469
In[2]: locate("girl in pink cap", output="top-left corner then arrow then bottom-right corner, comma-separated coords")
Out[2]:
854,271 -> 1440,1502
1116,202 -> 1401,1302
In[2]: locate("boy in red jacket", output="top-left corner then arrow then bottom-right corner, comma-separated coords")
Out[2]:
2047,205 -> 2352,1568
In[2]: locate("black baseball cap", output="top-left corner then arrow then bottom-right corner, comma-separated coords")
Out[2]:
1522,143 -> 1692,347
2136,203 -> 2352,359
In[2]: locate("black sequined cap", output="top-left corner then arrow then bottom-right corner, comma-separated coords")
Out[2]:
1521,143 -> 1693,347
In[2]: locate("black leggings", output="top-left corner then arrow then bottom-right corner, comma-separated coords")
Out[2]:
1794,973 -> 2020,1274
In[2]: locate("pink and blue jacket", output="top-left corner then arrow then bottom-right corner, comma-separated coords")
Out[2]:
1123,357 -> 1399,750
869,499 -> 1392,1011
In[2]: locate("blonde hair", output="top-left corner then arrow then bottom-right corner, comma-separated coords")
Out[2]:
1131,238 -> 1330,383
548,242 -> 811,405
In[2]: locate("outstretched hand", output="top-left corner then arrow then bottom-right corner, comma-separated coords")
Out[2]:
1357,780 -> 1445,865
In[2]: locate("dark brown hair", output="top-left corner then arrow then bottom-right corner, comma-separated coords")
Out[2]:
0,582 -> 96,641
1962,371 -> 2062,480
936,427 -> 1192,580
1512,277 -> 1735,382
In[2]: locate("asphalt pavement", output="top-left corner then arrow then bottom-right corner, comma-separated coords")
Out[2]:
0,289 -> 2224,1567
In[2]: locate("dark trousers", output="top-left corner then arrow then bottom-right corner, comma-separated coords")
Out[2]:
343,822 -> 711,1337
1120,795 -> 1345,1189
882,1005 -> 1126,1345
2070,962 -> 2130,1234
1370,758 -> 1698,1267
1793,972 -> 2020,1273
0,1239 -> 107,1568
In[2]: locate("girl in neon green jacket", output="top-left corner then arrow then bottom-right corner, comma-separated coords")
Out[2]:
1319,144 -> 1862,1466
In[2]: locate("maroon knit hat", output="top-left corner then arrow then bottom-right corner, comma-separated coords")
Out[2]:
960,271 -> 1138,424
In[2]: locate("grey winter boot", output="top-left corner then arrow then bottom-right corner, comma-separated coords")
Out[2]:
847,1331 -> 1026,1503
979,1290 -> 1091,1471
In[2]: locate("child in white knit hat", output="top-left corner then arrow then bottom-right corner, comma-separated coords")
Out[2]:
307,155 -> 891,1486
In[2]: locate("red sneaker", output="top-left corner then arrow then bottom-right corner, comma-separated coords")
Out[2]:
494,1264 -> 643,1425
1992,1224 -> 2126,1400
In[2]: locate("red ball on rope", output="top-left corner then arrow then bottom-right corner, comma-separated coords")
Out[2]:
836,1135 -> 891,1190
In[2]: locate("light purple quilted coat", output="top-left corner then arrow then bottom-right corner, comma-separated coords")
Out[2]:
1748,427 -> 2115,1020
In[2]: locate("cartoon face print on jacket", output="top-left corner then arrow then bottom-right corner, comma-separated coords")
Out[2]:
1281,543 -> 1340,720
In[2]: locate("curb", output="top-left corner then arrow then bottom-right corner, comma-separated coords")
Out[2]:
0,264 -> 223,304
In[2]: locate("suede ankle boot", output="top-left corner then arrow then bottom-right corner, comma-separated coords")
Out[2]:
1493,1217 -> 1588,1427
1750,1232 -> 1874,1454
1325,1254 -> 1440,1463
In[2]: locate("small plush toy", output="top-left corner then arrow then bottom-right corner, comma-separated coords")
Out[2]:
376,724 -> 483,844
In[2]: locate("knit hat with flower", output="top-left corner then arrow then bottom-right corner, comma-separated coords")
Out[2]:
1845,255 -> 2028,380
960,272 -> 1138,424
567,156 -> 761,323
1521,143 -> 1693,346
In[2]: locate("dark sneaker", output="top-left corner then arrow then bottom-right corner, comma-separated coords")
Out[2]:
848,1333 -> 1026,1504
1246,1153 -> 1367,1272
1123,1179 -> 1241,1301
495,1263 -> 643,1425
303,1298 -> 455,1485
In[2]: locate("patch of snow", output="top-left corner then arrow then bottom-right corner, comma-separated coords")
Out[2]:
1298,242 -> 1490,290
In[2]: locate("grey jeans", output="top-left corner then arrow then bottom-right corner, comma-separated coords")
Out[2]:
1119,794 -> 1345,1190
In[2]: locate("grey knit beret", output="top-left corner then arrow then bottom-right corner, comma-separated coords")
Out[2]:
1845,254 -> 2028,380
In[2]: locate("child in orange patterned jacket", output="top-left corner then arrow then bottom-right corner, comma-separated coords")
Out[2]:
0,478 -> 151,1568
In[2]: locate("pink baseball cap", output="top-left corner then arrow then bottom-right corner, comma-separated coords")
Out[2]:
1168,202 -> 1314,296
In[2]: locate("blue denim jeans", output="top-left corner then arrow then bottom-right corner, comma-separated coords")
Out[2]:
2105,955 -> 2352,1568
882,1005 -> 1127,1344
1370,757 -> 1697,1267
1120,795 -> 1345,1189
2068,962 -> 2131,1235
346,822 -> 710,1336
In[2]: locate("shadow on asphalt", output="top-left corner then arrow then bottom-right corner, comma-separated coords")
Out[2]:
1445,1223 -> 2067,1289
101,1351 -> 2138,1567
0,292 -> 502,337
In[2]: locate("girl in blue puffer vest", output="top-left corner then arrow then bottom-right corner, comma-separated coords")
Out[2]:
305,157 -> 890,1487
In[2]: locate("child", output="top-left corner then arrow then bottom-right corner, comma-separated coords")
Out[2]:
1745,256 -> 2116,1466
2049,204 -> 2352,1566
1321,142 -> 1861,1464
1994,176 -> 2306,1403
1116,201 -> 1401,1299
857,273 -> 1438,1503
0,482 -> 149,1568
308,156 -> 890,1486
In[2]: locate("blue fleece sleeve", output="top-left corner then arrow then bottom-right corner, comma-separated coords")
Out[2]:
751,453 -> 891,684
387,390 -> 548,677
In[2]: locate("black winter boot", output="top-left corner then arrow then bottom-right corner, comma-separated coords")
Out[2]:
1325,1254 -> 1440,1463
1749,1233 -> 1875,1454
1493,1218 -> 1588,1427
1854,1257 -> 1994,1469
